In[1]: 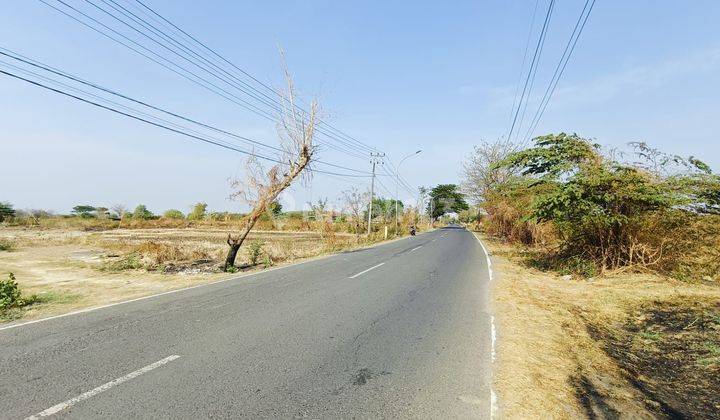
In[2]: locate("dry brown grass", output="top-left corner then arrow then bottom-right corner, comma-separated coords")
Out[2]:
0,224 -> 414,323
483,234 -> 720,419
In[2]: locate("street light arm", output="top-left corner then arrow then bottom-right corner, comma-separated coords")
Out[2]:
395,150 -> 422,235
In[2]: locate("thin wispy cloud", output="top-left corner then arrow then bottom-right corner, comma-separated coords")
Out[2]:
550,47 -> 720,106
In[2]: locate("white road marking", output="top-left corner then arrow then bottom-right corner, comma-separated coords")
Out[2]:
410,245 -> 423,252
25,355 -> 180,419
470,231 -> 497,419
348,262 -> 385,279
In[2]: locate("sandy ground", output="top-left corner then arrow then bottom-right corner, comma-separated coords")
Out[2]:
480,234 -> 720,419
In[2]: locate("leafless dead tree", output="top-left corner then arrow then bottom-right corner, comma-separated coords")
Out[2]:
461,139 -> 521,205
224,55 -> 317,271
341,187 -> 370,235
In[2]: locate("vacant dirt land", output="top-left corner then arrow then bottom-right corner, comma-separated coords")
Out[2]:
0,226 -> 372,323
482,235 -> 720,419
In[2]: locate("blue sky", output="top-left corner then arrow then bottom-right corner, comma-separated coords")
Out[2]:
1,0 -> 719,214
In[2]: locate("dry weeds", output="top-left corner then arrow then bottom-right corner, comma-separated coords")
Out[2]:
483,234 -> 720,419
0,225 -> 392,323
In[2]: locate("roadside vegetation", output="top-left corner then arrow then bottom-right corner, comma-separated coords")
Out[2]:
463,133 -> 719,418
0,190 -> 434,323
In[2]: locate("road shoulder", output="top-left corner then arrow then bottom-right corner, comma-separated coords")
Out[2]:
482,235 -> 720,418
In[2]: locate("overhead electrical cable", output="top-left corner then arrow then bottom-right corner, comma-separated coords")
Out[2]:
0,65 -> 374,178
508,0 -> 541,130
0,47 -> 373,175
522,0 -> 597,142
81,0 -> 376,157
38,0 -> 372,161
506,0 -> 556,143
129,0 -> 380,155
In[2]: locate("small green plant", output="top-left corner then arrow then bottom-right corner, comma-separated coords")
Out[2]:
225,265 -> 238,273
638,331 -> 662,341
0,239 -> 14,251
262,253 -> 274,269
101,254 -> 143,272
705,342 -> 720,356
558,256 -> 598,278
0,273 -> 22,310
247,240 -> 263,265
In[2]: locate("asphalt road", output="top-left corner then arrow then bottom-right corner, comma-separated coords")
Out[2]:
1,226 -> 494,419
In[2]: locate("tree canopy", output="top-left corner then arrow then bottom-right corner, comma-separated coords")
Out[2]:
427,184 -> 468,219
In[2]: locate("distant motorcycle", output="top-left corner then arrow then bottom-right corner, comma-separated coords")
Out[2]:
409,226 -> 416,236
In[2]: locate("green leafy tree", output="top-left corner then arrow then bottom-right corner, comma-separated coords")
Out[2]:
188,202 -> 208,220
0,202 -> 15,222
498,133 -> 681,270
427,184 -> 468,219
364,198 -> 403,223
163,209 -> 185,219
132,204 -> 154,220
72,205 -> 96,218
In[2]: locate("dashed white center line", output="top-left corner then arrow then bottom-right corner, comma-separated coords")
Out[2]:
25,355 -> 181,419
410,245 -> 423,252
348,262 -> 385,279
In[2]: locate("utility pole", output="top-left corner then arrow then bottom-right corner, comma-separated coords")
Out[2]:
367,153 -> 384,235
395,150 -> 422,236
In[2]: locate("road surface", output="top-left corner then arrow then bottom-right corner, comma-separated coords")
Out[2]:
1,226 -> 494,419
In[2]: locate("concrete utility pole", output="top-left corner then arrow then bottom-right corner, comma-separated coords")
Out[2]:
367,153 -> 384,235
395,150 -> 422,236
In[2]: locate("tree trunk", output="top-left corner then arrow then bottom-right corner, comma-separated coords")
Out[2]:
224,243 -> 241,270
223,145 -> 312,271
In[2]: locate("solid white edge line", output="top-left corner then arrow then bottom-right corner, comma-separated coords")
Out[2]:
470,230 -> 498,419
25,355 -> 180,419
0,231 -> 435,332
348,262 -> 385,279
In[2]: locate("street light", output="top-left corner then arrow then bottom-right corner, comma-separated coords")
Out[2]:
396,150 -> 422,235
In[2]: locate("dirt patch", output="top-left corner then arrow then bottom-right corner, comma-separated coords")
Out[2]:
482,233 -> 720,419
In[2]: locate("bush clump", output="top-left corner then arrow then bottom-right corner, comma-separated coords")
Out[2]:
476,133 -> 720,279
247,240 -> 263,266
0,273 -> 42,311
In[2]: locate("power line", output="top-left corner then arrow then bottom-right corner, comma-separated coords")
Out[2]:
129,0 -> 380,156
36,0 -> 412,184
0,65 -> 374,178
83,0 -> 378,158
506,0 -> 555,143
0,47 -> 374,175
508,0 -> 540,130
38,0 -> 374,161
522,0 -> 597,142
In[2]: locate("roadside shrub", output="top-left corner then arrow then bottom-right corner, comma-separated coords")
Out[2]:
163,209 -> 185,219
0,273 -> 22,309
262,253 -> 273,268
247,240 -> 263,265
489,133 -> 720,278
